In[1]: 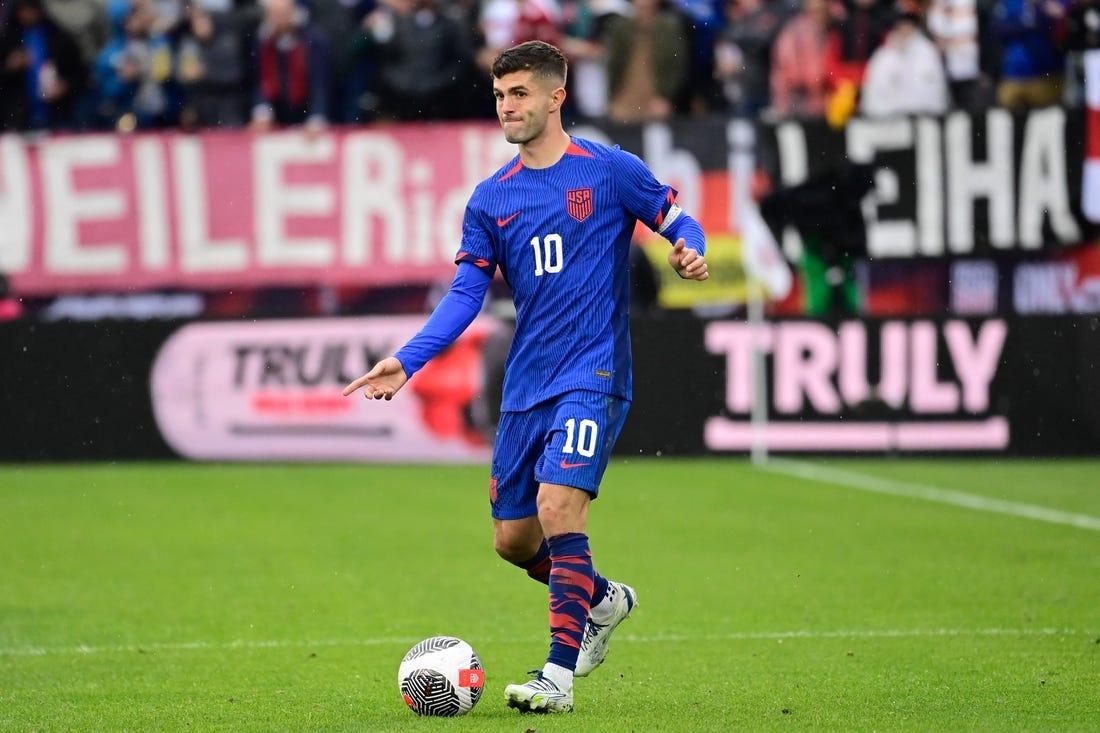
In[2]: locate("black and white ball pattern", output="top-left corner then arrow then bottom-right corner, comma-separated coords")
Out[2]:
398,636 -> 483,716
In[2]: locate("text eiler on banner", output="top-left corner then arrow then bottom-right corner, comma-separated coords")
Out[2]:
150,316 -> 497,462
0,126 -> 514,294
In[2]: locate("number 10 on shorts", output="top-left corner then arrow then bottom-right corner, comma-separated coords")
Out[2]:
563,418 -> 598,457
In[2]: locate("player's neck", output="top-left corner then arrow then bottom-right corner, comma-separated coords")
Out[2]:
518,125 -> 572,170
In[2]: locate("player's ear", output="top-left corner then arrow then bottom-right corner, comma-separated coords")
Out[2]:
549,86 -> 566,113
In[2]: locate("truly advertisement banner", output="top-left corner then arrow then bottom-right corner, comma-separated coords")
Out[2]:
2,314 -> 1097,460
701,319 -> 1010,451
622,313 -> 1100,456
149,316 -> 497,462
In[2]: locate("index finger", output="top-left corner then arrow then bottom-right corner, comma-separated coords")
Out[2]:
342,376 -> 370,396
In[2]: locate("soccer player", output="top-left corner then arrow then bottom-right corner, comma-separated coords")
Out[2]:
343,40 -> 708,713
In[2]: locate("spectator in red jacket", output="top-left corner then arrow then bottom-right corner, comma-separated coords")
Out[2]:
770,0 -> 835,117
250,0 -> 333,132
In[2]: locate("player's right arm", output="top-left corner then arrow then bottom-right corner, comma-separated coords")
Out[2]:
342,262 -> 492,400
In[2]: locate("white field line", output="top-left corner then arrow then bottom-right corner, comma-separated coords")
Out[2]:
1,627 -> 1095,658
762,459 -> 1100,532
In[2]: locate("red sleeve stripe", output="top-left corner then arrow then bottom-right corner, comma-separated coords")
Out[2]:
654,190 -> 677,228
456,251 -> 493,274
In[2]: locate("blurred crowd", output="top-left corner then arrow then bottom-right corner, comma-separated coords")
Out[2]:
1,0 -> 1098,133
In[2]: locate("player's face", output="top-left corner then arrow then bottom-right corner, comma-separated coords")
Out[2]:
493,71 -> 558,145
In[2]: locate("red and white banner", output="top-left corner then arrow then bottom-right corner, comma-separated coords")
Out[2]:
0,125 -> 515,294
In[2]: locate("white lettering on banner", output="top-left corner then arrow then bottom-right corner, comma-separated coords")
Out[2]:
133,137 -> 170,269
0,135 -> 31,272
1018,107 -> 1081,247
704,319 -> 1010,451
848,117 -> 917,258
946,110 -> 1015,251
915,118 -> 944,256
776,110 -> 1078,258
175,136 -> 248,271
409,159 -> 436,263
341,132 -> 406,266
254,134 -> 336,266
643,123 -> 700,215
775,121 -> 808,260
43,136 -> 127,273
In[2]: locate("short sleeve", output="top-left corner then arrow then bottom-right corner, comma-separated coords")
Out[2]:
455,188 -> 498,277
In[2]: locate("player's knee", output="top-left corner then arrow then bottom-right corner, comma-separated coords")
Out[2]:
536,498 -> 582,537
493,533 -> 533,564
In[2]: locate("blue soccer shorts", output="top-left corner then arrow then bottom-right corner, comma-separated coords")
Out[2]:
488,390 -> 631,520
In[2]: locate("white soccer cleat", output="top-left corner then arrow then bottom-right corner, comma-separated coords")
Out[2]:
575,581 -> 637,677
504,671 -> 574,713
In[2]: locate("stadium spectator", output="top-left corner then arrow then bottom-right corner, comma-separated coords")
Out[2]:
860,2 -> 950,116
926,0 -> 991,108
991,0 -> 1071,109
670,0 -> 726,112
603,0 -> 691,122
0,0 -> 88,131
557,0 -> 630,118
1067,0 -> 1100,50
250,0 -> 333,132
714,0 -> 787,116
828,0 -> 892,95
344,40 -> 708,715
477,0 -> 563,73
349,0 -> 475,121
307,0 -> 374,123
176,2 -> 247,128
89,0 -> 181,130
1064,0 -> 1100,105
43,0 -> 109,68
769,0 -> 835,118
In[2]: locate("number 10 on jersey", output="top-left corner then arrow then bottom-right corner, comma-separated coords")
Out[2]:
530,234 -> 563,276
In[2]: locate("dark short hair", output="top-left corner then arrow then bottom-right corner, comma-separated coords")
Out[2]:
491,41 -> 568,86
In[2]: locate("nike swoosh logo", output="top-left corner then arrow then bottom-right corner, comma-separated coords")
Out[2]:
560,459 -> 589,469
497,211 -> 521,227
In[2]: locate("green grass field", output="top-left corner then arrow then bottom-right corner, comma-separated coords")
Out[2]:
1,458 -> 1098,732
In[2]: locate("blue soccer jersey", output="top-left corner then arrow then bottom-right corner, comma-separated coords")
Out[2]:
457,137 -> 683,411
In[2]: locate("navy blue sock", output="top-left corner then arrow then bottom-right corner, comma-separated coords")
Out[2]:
518,540 -> 553,583
518,539 -> 608,602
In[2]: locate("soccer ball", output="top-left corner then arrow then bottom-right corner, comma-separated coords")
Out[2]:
398,636 -> 484,716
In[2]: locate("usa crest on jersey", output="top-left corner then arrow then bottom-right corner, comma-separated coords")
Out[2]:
566,188 -> 593,222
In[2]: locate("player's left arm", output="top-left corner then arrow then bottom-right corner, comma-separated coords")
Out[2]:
658,207 -> 708,281
611,147 -> 708,281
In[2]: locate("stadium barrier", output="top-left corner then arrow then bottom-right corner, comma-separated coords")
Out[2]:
3,312 -> 1098,461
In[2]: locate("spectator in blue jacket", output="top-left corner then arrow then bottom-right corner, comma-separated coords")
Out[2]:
991,0 -> 1070,109
0,0 -> 88,131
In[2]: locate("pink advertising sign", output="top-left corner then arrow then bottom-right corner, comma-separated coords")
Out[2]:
0,125 -> 514,294
150,316 -> 497,462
